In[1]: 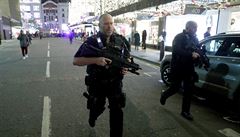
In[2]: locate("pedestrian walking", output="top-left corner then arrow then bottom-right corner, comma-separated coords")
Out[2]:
73,13 -> 130,137
160,21 -> 200,121
142,30 -> 147,49
134,31 -> 140,50
17,30 -> 29,59
69,30 -> 74,44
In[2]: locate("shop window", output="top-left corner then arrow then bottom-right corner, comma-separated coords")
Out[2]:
33,6 -> 39,11
34,12 -> 40,18
32,0 -> 40,3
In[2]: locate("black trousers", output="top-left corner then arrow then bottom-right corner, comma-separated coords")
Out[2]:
21,47 -> 28,56
163,72 -> 194,113
88,80 -> 124,137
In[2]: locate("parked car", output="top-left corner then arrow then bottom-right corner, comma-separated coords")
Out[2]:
160,32 -> 240,110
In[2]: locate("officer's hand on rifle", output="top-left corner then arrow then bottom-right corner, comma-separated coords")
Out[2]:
96,57 -> 112,66
192,52 -> 200,59
121,68 -> 128,75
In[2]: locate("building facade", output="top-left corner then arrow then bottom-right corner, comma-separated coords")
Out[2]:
69,0 -> 99,25
19,0 -> 42,33
0,0 -> 21,41
41,0 -> 69,34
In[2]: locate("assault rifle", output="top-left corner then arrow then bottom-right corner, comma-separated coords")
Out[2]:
87,44 -> 141,75
193,45 -> 210,71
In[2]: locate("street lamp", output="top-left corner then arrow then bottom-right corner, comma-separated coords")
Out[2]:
54,18 -> 58,33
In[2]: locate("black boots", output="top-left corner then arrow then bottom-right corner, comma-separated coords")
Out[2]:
88,118 -> 96,127
181,112 -> 194,121
160,93 -> 166,105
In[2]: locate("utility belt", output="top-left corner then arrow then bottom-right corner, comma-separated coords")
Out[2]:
85,75 -> 122,86
84,75 -> 126,108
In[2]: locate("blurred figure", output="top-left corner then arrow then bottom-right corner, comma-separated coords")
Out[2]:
142,30 -> 147,49
26,31 -> 32,45
161,29 -> 166,41
204,27 -> 211,38
69,30 -> 74,44
39,31 -> 43,39
34,31 -> 39,38
134,31 -> 140,50
17,30 -> 29,59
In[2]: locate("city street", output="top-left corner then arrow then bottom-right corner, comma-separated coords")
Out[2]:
0,38 -> 239,137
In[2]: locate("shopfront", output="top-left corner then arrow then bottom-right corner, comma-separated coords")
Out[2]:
218,7 -> 240,33
135,19 -> 159,45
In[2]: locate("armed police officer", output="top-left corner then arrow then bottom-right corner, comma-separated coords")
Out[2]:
73,13 -> 130,137
160,21 -> 200,121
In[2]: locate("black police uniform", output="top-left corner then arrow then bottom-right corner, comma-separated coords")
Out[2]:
74,32 -> 130,137
160,30 -> 199,120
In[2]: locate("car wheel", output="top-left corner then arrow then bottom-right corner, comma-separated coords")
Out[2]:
161,64 -> 171,86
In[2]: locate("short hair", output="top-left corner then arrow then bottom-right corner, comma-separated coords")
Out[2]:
99,13 -> 113,25
207,27 -> 211,30
185,21 -> 197,30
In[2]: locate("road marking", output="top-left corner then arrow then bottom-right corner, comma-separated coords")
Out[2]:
145,63 -> 159,69
47,50 -> 50,57
48,42 -> 50,50
143,72 -> 152,77
41,96 -> 51,137
46,61 -> 50,78
218,128 -> 240,137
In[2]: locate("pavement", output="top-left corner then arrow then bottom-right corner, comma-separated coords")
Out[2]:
130,46 -> 161,66
130,45 -> 172,66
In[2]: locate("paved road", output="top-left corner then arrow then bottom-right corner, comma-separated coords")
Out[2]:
0,38 -> 239,137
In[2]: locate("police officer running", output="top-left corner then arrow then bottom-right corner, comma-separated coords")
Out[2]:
160,21 -> 200,121
73,13 -> 130,137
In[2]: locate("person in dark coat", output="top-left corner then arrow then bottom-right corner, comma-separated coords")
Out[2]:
26,31 -> 32,45
69,30 -> 74,44
134,31 -> 140,50
160,21 -> 200,121
17,30 -> 29,59
204,27 -> 211,38
142,30 -> 147,49
73,13 -> 130,137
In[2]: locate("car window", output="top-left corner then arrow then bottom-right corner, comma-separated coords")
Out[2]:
215,40 -> 231,56
202,37 -> 240,57
201,39 -> 224,55
214,38 -> 240,57
229,41 -> 240,57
